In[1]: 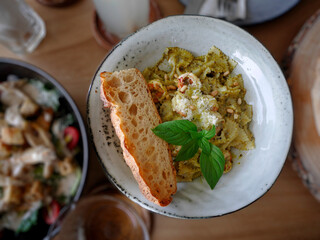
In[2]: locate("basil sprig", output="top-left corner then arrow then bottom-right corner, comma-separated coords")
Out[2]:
152,120 -> 225,189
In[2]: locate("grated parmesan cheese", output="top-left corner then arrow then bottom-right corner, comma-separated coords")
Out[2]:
172,94 -> 193,120
199,111 -> 219,130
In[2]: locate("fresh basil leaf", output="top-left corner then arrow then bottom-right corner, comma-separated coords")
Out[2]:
152,120 -> 197,145
200,152 -> 217,189
198,137 -> 210,154
203,125 -> 216,140
201,129 -> 208,136
154,119 -> 197,133
172,120 -> 198,132
190,131 -> 203,140
210,144 -> 225,173
152,129 -> 192,145
174,139 -> 199,161
199,143 -> 225,189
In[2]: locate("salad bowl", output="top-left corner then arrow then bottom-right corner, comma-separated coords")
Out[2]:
0,58 -> 88,239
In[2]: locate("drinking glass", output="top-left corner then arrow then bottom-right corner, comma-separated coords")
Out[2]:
57,195 -> 150,240
0,0 -> 46,55
92,0 -> 150,39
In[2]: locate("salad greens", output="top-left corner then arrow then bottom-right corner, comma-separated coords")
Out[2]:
16,208 -> 39,233
70,167 -> 82,197
29,79 -> 60,111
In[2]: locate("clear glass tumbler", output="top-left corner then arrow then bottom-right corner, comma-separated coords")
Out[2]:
0,0 -> 46,55
92,0 -> 150,39
57,195 -> 150,240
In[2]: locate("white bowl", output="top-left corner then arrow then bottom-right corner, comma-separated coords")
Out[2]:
87,15 -> 293,218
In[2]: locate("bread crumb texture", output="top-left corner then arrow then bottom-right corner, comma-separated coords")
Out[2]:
100,68 -> 177,206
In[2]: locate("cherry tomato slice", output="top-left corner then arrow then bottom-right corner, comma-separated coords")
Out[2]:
43,200 -> 60,225
64,126 -> 80,150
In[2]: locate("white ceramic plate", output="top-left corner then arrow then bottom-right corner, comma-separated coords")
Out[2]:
87,15 -> 293,218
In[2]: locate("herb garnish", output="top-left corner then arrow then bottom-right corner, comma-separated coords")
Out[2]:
152,120 -> 225,189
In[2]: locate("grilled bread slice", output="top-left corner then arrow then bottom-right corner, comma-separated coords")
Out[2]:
100,68 -> 177,206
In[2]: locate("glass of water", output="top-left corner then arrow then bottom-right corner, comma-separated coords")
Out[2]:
92,0 -> 150,39
0,0 -> 46,55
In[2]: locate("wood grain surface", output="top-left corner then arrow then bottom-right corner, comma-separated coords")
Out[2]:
1,0 -> 320,239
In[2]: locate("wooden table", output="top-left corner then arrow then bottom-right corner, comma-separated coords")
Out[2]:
1,0 -> 320,239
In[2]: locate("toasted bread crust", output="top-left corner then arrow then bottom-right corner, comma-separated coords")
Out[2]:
100,68 -> 177,206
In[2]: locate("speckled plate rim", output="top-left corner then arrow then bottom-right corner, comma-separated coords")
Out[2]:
87,15 -> 293,219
